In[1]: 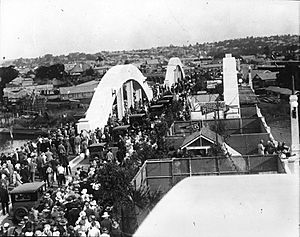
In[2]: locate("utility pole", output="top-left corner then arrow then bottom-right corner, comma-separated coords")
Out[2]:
289,75 -> 299,175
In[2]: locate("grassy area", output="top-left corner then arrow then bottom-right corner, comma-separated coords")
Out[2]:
259,101 -> 290,123
259,100 -> 292,145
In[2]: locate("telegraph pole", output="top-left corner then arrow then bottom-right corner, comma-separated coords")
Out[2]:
289,75 -> 299,175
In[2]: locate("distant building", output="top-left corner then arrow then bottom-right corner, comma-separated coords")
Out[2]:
68,63 -> 90,76
59,80 -> 99,101
240,55 -> 256,63
252,71 -> 278,90
94,65 -> 110,77
4,83 -> 54,102
265,86 -> 299,99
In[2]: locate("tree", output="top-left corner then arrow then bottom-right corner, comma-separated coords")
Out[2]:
84,67 -> 96,76
95,163 -> 134,205
277,63 -> 300,91
35,63 -> 65,80
0,66 -> 19,100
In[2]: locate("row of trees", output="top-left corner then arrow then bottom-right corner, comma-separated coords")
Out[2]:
0,66 -> 19,100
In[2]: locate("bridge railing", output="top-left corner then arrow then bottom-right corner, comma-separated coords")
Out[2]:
132,154 -> 286,193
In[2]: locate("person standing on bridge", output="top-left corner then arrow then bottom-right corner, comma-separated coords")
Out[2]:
58,141 -> 67,164
0,184 -> 9,215
74,134 -> 81,156
257,139 -> 265,155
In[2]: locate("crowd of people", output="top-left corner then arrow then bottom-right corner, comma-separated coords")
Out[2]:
0,178 -> 122,237
0,123 -> 126,236
257,139 -> 291,158
0,84 -> 190,236
1,75 -> 286,236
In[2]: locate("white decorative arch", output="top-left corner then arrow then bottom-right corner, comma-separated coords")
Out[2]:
77,64 -> 153,131
164,57 -> 185,88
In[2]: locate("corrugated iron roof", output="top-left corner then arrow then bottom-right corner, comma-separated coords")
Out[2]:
181,126 -> 223,148
254,72 -> 278,81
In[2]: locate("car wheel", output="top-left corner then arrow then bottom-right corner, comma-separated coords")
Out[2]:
14,207 -> 28,222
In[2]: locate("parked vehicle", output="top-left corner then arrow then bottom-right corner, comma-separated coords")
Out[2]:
9,182 -> 46,222
88,142 -> 107,161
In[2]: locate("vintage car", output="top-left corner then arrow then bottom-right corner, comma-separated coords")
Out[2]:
88,142 -> 107,161
129,113 -> 150,130
111,125 -> 131,145
9,182 -> 46,222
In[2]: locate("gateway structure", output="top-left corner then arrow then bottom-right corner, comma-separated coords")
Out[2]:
164,57 -> 185,89
77,64 -> 153,132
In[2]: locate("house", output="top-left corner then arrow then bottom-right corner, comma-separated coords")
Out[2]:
59,80 -> 99,101
252,71 -> 278,90
144,59 -> 161,73
69,63 -> 90,76
180,126 -> 240,157
94,66 -> 110,77
240,55 -> 256,63
64,63 -> 77,73
189,93 -> 225,120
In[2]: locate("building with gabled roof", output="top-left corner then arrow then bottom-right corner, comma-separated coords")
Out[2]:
252,71 -> 278,90
59,80 -> 99,101
69,63 -> 90,76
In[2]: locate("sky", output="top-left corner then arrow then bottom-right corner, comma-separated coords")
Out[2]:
0,0 -> 299,59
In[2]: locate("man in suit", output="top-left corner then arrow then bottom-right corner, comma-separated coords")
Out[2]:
0,184 -> 9,215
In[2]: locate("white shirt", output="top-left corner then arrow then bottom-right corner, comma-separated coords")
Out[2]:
57,166 -> 65,175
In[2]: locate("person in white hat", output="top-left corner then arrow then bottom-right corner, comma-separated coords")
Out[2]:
3,222 -> 9,228
2,223 -> 9,236
81,189 -> 90,202
100,212 -> 112,234
43,224 -> 52,236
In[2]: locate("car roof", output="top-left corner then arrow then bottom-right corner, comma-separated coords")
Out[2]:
129,113 -> 146,118
88,142 -> 106,148
10,182 -> 45,194
112,125 -> 130,130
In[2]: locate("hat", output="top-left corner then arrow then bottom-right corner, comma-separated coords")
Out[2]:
44,224 -> 51,230
34,230 -> 43,236
52,231 -> 60,237
59,218 -> 68,226
102,212 -> 110,218
3,223 -> 9,228
79,220 -> 85,225
79,211 -> 86,217
90,200 -> 97,206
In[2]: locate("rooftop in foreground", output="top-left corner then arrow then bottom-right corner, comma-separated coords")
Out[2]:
134,174 -> 298,237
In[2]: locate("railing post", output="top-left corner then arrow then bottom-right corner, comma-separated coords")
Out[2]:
144,161 -> 148,187
246,155 -> 250,173
247,155 -> 251,173
189,157 -> 192,177
170,159 -> 174,187
215,157 -> 220,175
